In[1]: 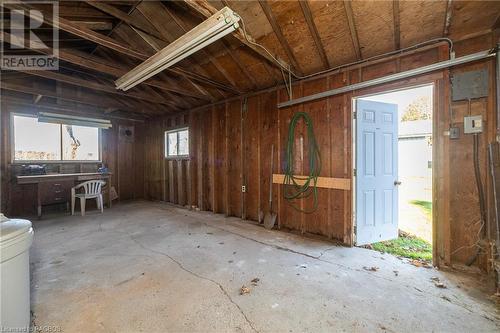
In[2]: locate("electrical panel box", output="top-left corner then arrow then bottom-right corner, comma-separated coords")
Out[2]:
451,69 -> 489,101
464,115 -> 483,134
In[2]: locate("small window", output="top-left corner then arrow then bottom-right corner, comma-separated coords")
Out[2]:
12,114 -> 101,162
165,128 -> 189,158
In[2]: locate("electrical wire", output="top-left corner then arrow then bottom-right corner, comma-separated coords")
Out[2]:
235,13 -> 454,81
465,133 -> 487,266
283,112 -> 321,213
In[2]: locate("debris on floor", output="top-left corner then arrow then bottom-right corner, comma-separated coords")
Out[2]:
363,266 -> 379,272
431,276 -> 447,288
239,285 -> 250,295
393,270 -> 399,276
409,259 -> 432,269
240,278 -> 261,295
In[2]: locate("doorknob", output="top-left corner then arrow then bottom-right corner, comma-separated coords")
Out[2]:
394,180 -> 402,186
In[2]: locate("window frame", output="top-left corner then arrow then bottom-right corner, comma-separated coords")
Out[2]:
10,113 -> 102,164
164,127 -> 189,159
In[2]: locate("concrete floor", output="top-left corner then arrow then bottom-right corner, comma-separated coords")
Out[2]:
30,201 -> 499,332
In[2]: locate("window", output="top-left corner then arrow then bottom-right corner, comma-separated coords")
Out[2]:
12,114 -> 100,162
165,128 -> 189,158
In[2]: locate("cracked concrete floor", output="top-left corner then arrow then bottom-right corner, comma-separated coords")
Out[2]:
30,201 -> 499,332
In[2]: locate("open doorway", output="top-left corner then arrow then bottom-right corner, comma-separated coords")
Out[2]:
354,85 -> 433,262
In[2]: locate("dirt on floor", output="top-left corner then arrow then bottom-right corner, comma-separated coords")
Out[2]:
26,201 -> 499,333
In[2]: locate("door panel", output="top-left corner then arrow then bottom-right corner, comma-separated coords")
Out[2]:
356,100 -> 398,245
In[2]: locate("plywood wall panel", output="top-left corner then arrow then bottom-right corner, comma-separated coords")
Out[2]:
227,100 -> 242,217
329,73 -> 352,241
351,0 -> 394,58
399,1 -> 446,48
243,96 -> 261,221
302,77 -> 331,236
213,104 -> 227,214
278,84 -> 304,232
259,91 -> 279,223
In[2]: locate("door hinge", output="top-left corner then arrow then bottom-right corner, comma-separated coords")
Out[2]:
353,225 -> 357,235
353,168 -> 357,177
353,111 -> 357,119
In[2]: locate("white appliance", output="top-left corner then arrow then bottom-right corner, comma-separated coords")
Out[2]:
0,213 -> 34,330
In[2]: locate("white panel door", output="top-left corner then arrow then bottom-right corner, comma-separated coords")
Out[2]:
355,100 -> 399,245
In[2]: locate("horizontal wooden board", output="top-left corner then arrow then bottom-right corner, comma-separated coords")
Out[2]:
272,174 -> 350,191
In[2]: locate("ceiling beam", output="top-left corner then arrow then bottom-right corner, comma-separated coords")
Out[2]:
1,80 -> 163,115
343,0 -> 362,60
0,29 -> 208,101
443,0 -> 453,36
85,1 -> 164,39
392,0 -> 400,50
2,94 -> 147,121
73,20 -> 113,31
299,0 -> 330,69
136,1 -> 240,94
181,0 -> 291,73
158,2 -> 248,91
18,69 -> 181,110
131,27 -> 217,100
258,0 -> 302,75
2,2 -> 210,101
86,0 -> 238,94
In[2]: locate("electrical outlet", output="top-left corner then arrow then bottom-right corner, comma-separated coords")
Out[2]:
241,185 -> 246,193
449,127 -> 460,139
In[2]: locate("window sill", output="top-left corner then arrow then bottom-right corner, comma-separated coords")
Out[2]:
11,160 -> 102,164
165,156 -> 190,161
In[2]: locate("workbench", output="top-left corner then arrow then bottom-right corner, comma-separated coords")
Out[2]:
17,172 -> 112,219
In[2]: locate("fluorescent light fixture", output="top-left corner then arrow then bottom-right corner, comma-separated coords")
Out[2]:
115,6 -> 240,91
38,112 -> 112,129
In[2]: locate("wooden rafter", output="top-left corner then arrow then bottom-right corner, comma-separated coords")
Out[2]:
299,0 -> 330,69
86,1 -> 164,39
393,0 -> 401,50
18,69 -> 179,108
158,2 -> 250,91
343,0 -> 362,60
85,0 -> 237,94
2,94 -> 147,120
1,81 -> 165,115
443,0 -> 453,36
2,2 -> 211,101
0,27 -> 208,101
181,0 -> 291,73
258,0 -> 302,74
73,21 -> 113,31
137,1 -> 240,92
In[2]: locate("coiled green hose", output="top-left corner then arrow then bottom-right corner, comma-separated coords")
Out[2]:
283,112 -> 321,213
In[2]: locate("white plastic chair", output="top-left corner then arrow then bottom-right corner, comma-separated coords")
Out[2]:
71,180 -> 106,216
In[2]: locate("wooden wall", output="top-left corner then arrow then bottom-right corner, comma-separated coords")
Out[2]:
0,104 -> 145,216
143,33 -> 499,270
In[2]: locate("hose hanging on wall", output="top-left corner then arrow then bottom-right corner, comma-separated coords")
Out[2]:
283,112 -> 321,213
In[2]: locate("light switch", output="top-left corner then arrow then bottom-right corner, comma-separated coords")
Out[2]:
464,115 -> 483,134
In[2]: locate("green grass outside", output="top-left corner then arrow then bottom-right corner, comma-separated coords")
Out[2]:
372,235 -> 432,261
410,200 -> 432,219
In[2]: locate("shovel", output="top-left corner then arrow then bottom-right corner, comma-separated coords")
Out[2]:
264,145 -> 277,229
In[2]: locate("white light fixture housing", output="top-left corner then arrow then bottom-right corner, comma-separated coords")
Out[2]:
38,112 -> 112,129
115,6 -> 241,91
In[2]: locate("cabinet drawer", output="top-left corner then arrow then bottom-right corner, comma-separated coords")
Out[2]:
39,181 -> 72,205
